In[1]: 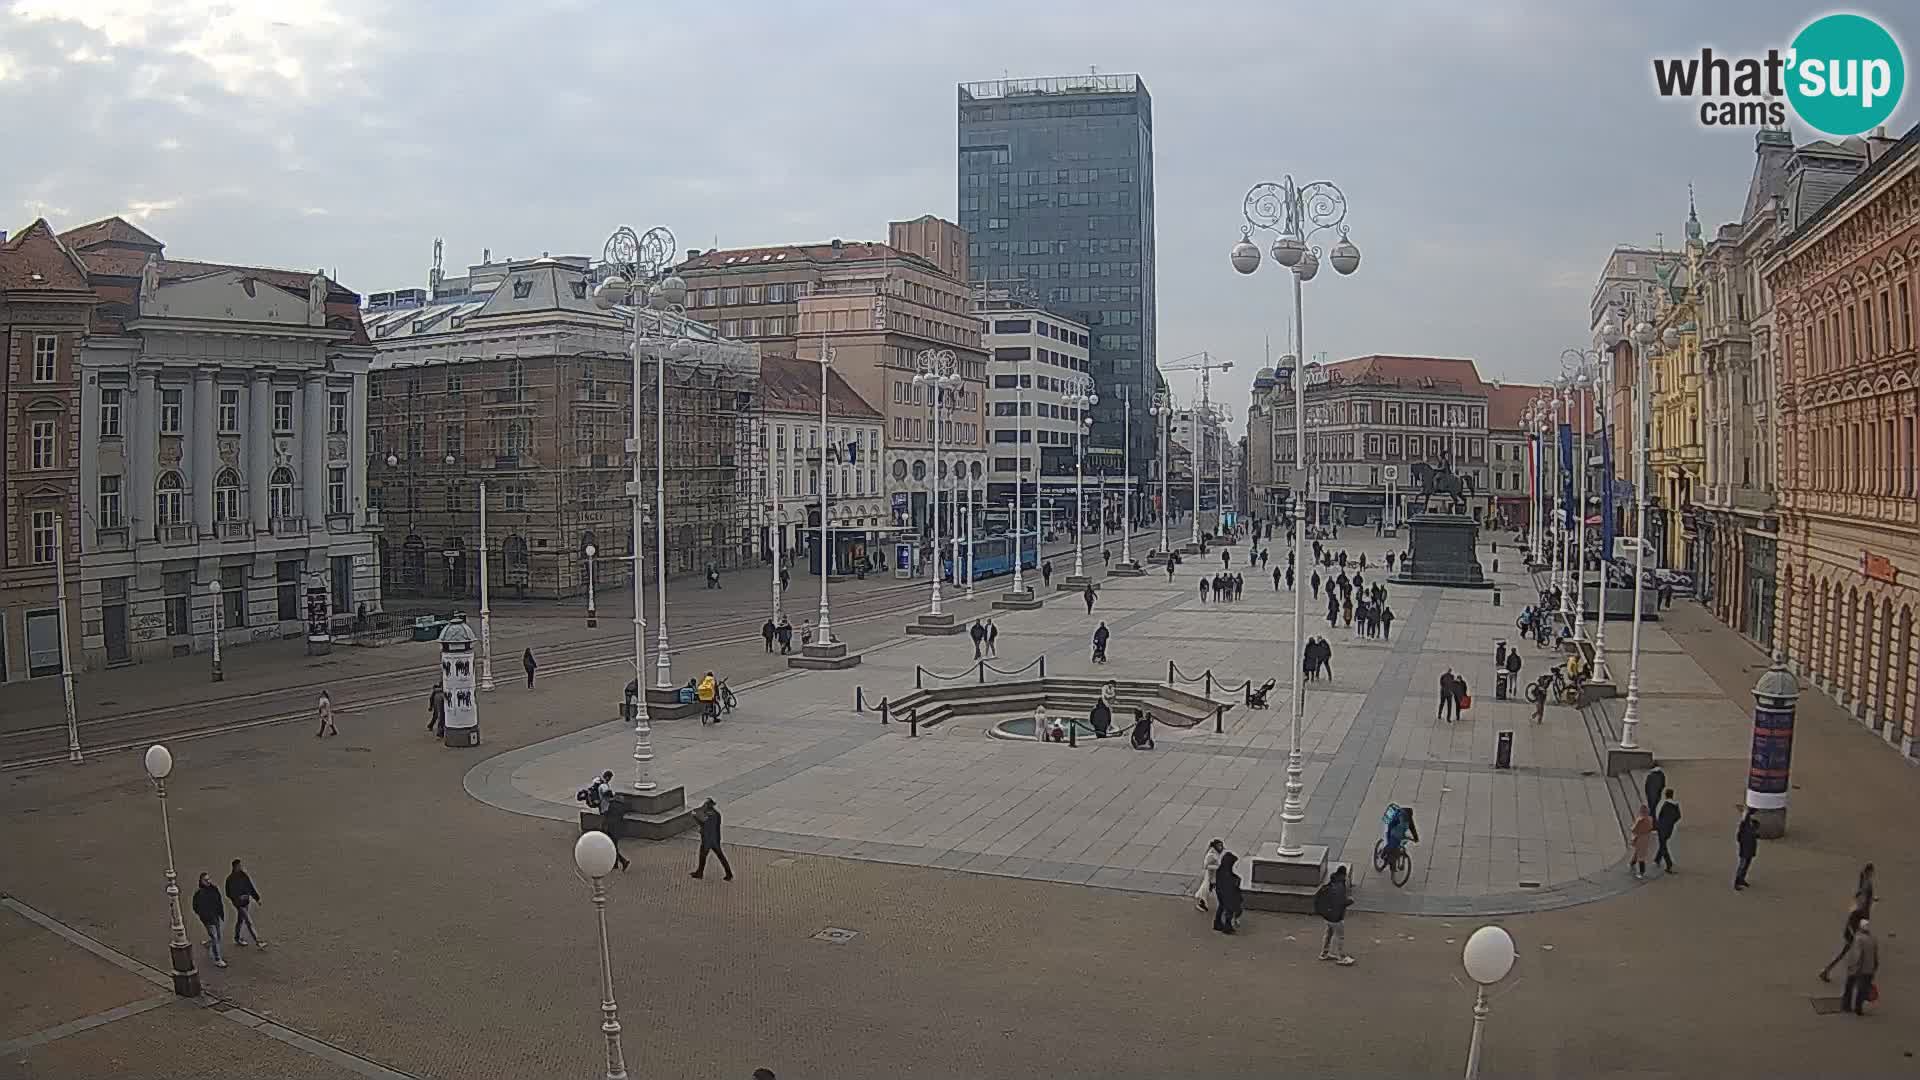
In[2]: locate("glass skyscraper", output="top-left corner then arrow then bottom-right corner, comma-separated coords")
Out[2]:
957,74 -> 1157,487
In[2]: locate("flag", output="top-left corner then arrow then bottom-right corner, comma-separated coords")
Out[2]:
1558,423 -> 1574,530
1600,417 -> 1616,559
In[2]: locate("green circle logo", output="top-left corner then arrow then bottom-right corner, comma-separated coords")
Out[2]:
1787,14 -> 1905,137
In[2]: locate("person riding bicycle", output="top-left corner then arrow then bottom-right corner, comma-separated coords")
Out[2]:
697,671 -> 720,721
1381,803 -> 1419,862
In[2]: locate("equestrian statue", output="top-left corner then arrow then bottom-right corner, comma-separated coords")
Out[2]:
1409,452 -> 1469,516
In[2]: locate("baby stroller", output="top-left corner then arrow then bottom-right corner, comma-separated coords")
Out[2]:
1247,678 -> 1276,709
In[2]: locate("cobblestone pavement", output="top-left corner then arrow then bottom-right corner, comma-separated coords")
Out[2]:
5,531 -> 1919,1078
476,533 -> 1637,912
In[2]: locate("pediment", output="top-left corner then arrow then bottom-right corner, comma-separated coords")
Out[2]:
141,270 -> 316,326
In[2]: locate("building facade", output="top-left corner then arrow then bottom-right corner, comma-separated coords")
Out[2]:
1768,123 -> 1920,758
0,221 -> 90,682
957,74 -> 1157,487
1486,383 -> 1547,531
363,252 -> 759,601
976,290 -> 1101,527
1647,204 -> 1707,574
1591,245 -> 1683,335
1260,355 -> 1492,526
55,218 -> 380,669
754,354 -> 886,576
1246,366 -> 1279,519
679,230 -> 987,542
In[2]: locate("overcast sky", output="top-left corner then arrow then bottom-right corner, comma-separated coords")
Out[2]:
3,0 -> 1913,409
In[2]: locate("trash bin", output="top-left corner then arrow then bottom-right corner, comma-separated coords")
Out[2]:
1495,672 -> 1510,701
1495,730 -> 1514,770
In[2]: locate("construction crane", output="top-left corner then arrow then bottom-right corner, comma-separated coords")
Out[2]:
1159,351 -> 1234,545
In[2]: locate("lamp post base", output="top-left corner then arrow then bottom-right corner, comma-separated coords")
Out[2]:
906,612 -> 967,636
789,640 -> 864,670
1107,561 -> 1145,577
168,942 -> 201,998
1604,745 -> 1654,777
994,588 -> 1043,611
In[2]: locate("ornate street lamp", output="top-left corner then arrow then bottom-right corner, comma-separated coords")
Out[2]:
1461,925 -> 1518,1079
912,349 -> 960,615
1150,390 -> 1174,559
143,744 -> 199,997
573,832 -> 630,1080
1062,372 -> 1098,581
1233,173 -> 1360,860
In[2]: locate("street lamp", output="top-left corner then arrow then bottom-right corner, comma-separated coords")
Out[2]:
572,831 -> 630,1080
1010,348 -> 1029,596
1062,372 -> 1098,581
592,224 -> 675,789
1150,390 -> 1174,559
209,579 -> 224,682
1461,925 -> 1517,1080
1118,384 -> 1135,566
1234,172 -> 1361,859
584,543 -> 598,628
814,344 -> 837,645
1620,320 -> 1657,752
964,460 -> 978,600
143,744 -> 199,997
912,348 -> 960,615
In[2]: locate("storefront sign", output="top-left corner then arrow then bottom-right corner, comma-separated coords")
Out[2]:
1861,551 -> 1899,585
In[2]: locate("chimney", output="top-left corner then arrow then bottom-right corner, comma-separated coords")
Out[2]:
830,238 -> 844,258
686,249 -> 702,260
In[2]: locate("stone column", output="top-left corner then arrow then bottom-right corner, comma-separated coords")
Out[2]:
348,372 -> 368,531
301,372 -> 326,525
192,370 -> 216,534
249,370 -> 273,529
132,369 -> 159,534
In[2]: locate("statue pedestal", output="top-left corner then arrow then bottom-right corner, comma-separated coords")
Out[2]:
1387,513 -> 1491,589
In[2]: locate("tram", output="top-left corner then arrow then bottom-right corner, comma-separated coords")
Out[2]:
941,530 -> 1040,582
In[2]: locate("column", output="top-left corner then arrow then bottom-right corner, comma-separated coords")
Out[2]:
348,372 -> 368,531
132,369 -> 159,533
301,372 -> 326,526
249,370 -> 273,529
193,370 -> 215,534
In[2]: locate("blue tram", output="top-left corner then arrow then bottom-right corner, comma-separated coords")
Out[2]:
941,531 -> 1040,582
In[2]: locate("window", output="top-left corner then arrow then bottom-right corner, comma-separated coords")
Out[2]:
446,423 -> 464,456
328,467 -> 348,515
218,388 -> 239,432
447,371 -> 464,395
721,286 -> 741,305
214,469 -> 241,523
220,566 -> 246,628
273,390 -> 294,432
164,571 -> 192,635
99,388 -> 122,437
156,471 -> 186,526
98,475 -> 123,529
29,509 -> 56,564
160,389 -> 182,434
329,391 -> 349,433
721,320 -> 738,337
29,419 -> 56,469
766,317 -> 786,336
766,283 -> 786,303
504,483 -> 528,510
30,334 -> 57,382
746,286 -> 763,303
269,467 -> 296,521
277,560 -> 303,622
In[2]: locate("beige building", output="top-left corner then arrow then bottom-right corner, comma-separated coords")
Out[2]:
680,219 -> 989,538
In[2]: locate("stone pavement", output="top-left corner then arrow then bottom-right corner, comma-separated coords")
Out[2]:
473,531 -> 1642,914
5,539 -> 1920,1078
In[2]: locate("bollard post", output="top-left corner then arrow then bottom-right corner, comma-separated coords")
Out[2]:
1205,672 -> 1214,697
909,710 -> 919,738
1215,705 -> 1224,733
1040,656 -> 1046,679
916,666 -> 924,690
879,697 -> 890,724
1069,720 -> 1077,747
856,686 -> 865,713
978,661 -> 985,685
1168,660 -> 1175,684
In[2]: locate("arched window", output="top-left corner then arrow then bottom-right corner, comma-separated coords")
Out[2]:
214,468 -> 242,523
156,471 -> 186,526
269,467 -> 295,521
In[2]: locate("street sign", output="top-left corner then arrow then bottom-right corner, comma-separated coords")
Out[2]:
1383,465 -> 1398,482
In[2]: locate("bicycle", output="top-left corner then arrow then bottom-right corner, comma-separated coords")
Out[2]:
1371,837 -> 1413,887
719,680 -> 737,713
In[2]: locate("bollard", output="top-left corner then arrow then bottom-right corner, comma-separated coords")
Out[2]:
1215,705 -> 1224,733
1168,660 -> 1175,684
978,661 -> 986,685
1069,720 -> 1077,747
1492,557 -> 1500,574
1205,672 -> 1214,698
856,686 -> 865,713
1492,587 -> 1502,607
879,697 -> 890,724
908,710 -> 919,737
915,666 -> 924,690
1040,656 -> 1046,679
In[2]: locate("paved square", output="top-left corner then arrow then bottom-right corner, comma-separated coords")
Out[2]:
471,533 -> 1659,913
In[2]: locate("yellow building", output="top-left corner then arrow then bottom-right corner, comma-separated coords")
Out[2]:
1647,198 -> 1708,571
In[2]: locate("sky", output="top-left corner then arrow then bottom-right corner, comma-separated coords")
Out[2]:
3,0 -> 1914,411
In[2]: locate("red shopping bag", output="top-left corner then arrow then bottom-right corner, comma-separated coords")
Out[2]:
1459,694 -> 1472,712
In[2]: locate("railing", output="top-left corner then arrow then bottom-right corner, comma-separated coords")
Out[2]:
217,520 -> 252,541
914,655 -> 1046,689
1167,662 -> 1253,733
270,516 -> 307,537
159,523 -> 197,545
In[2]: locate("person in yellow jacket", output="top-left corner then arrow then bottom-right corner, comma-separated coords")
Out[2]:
697,671 -> 719,721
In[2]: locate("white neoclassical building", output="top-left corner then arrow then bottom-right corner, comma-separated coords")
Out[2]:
61,218 -> 379,669
754,354 -> 887,575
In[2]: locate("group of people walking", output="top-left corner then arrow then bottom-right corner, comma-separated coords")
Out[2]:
190,859 -> 267,968
760,617 -> 798,654
1194,838 -> 1354,961
1200,573 -> 1245,602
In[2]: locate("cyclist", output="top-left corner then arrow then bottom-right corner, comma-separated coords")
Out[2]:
1381,803 -> 1419,864
697,671 -> 720,722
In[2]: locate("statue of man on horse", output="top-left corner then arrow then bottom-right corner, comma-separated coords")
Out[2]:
1409,450 -> 1469,515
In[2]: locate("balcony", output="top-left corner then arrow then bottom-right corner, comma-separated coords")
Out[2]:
270,516 -> 308,537
217,520 -> 252,541
158,523 -> 198,546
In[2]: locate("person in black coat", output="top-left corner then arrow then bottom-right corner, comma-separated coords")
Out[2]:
1653,788 -> 1681,872
192,873 -> 228,968
762,619 -> 777,654
1212,851 -> 1244,933
1089,698 -> 1113,739
225,859 -> 265,947
1091,622 -> 1110,663
1734,809 -> 1759,889
1129,708 -> 1155,750
1644,765 -> 1666,828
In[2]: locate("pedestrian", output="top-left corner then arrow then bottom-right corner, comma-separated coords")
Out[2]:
1311,571 -> 1322,598
1313,864 -> 1356,964
1438,669 -> 1457,723
706,562 -> 720,589
1303,639 -> 1319,683
1734,808 -> 1759,890
1222,549 -> 1231,570
1644,765 -> 1666,828
970,619 -> 987,659
776,617 -> 793,655
1212,850 -> 1244,933
1326,593 -> 1338,627
1199,577 -> 1210,603
1820,864 -> 1877,982
598,784 -> 634,872
225,859 -> 265,947
1129,708 -> 1155,750
1103,548 -> 1112,568
427,684 -> 446,736
1386,552 -> 1396,573
1091,622 -> 1110,663
1083,583 -> 1097,614
690,797 -> 733,881
1379,605 -> 1394,640
1840,919 -> 1879,1015
779,566 -> 790,592
1194,838 -> 1224,911
1531,681 -> 1547,724
1166,559 -> 1177,582
315,690 -> 336,738
1041,561 -> 1053,588
1318,637 -> 1335,680
762,619 -> 777,654
1629,806 -> 1655,879
1234,573 -> 1244,599
1273,566 -> 1283,591
1342,596 -> 1354,627
1653,788 -> 1681,872
523,647 -> 538,689
985,618 -> 998,658
192,872 -> 228,968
